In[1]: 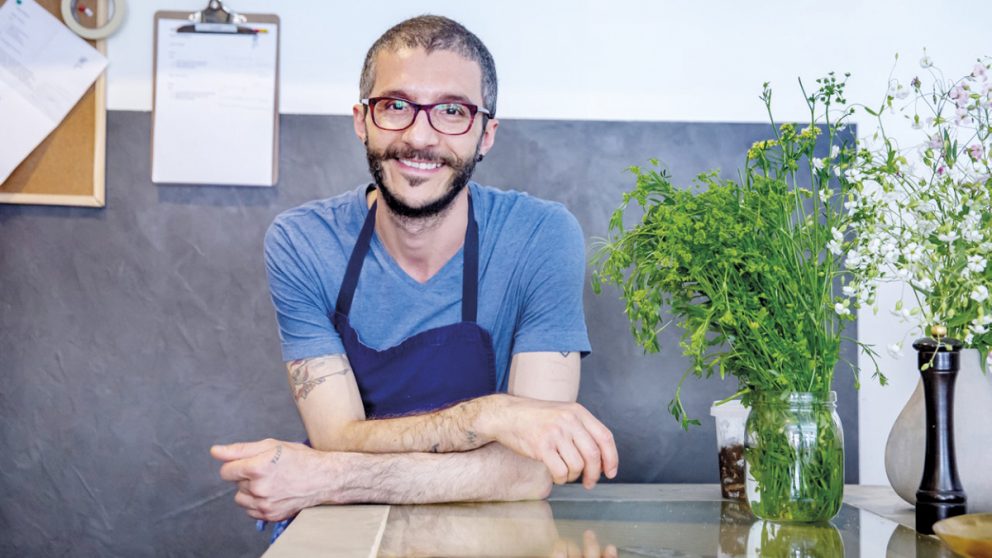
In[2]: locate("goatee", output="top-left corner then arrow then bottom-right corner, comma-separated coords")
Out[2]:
365,143 -> 480,220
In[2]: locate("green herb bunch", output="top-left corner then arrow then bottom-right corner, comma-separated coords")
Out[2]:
593,74 -> 885,429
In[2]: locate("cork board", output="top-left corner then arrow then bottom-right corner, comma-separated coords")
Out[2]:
0,0 -> 107,207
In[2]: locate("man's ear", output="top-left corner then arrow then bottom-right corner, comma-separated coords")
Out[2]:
353,103 -> 368,143
477,118 -> 499,158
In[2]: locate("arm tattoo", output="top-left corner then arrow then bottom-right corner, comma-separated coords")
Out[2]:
270,445 -> 283,465
466,431 -> 477,445
290,359 -> 350,401
559,351 -> 571,358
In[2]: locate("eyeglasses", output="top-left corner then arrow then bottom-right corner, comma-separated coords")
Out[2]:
361,97 -> 492,136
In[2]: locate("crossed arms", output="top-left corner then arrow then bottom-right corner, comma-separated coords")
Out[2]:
211,352 -> 619,522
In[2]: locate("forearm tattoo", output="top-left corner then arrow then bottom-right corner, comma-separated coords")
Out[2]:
289,359 -> 350,401
270,445 -> 283,465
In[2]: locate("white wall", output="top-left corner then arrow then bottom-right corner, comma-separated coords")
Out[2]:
106,0 -> 992,484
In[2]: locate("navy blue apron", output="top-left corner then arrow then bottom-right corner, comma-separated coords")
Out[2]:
331,193 -> 497,417
262,192 -> 497,542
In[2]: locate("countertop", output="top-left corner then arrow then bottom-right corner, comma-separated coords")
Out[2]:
262,484 -> 952,557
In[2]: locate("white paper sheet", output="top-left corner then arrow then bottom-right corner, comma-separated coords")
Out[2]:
151,18 -> 278,186
0,0 -> 107,185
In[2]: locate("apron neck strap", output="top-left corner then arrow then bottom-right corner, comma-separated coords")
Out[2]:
462,194 -> 479,323
335,191 -> 479,323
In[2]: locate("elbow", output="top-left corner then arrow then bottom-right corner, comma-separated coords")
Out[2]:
509,464 -> 553,501
534,477 -> 553,500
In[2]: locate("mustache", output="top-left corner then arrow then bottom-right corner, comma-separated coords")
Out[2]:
378,146 -> 462,168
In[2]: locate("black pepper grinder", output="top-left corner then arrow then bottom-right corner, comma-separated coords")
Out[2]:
913,330 -> 967,535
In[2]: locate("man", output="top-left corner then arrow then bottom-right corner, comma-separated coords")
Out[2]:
212,15 -> 618,523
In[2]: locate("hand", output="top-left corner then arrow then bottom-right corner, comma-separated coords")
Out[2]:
551,529 -> 618,558
210,439 -> 327,522
485,395 -> 619,488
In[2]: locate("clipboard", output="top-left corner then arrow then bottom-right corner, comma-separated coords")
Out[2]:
151,1 -> 279,187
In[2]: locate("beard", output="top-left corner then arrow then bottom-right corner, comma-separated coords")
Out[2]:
365,141 -> 480,220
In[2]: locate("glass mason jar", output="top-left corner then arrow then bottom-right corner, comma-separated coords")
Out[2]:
744,392 -> 844,522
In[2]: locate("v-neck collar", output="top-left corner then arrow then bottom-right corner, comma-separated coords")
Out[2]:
355,183 -> 478,290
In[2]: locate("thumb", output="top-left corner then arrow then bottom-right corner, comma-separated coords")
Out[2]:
210,439 -> 281,462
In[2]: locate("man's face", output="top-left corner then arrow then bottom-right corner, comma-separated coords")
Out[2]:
353,47 -> 498,218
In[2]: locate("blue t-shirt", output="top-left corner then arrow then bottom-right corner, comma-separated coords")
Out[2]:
264,182 -> 591,391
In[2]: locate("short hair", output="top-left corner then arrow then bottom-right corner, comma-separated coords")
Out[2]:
359,15 -> 498,117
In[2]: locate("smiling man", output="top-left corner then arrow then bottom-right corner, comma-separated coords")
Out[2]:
211,15 -> 618,525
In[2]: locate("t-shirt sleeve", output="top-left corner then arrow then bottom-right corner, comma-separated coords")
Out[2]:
512,205 -> 592,356
264,220 -> 345,362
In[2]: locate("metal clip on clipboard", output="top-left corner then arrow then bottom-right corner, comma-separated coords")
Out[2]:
176,0 -> 259,35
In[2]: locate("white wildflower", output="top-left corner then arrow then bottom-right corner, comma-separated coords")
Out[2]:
846,250 -> 863,268
819,189 -> 830,203
845,168 -> 864,182
920,55 -> 933,68
974,63 -> 988,81
965,333 -> 975,345
963,227 -> 983,243
889,306 -> 912,320
887,343 -> 904,359
915,276 -> 933,291
904,243 -> 923,262
883,242 -> 899,263
835,302 -> 851,317
937,230 -> 959,243
830,145 -> 840,159
812,158 -> 824,170
842,284 -> 857,297
828,228 -> 844,255
968,255 -> 987,274
972,285 -> 990,303
887,81 -> 910,100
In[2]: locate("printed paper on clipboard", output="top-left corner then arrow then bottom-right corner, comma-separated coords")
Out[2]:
151,14 -> 279,186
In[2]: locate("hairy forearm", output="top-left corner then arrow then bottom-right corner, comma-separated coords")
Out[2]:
316,442 -> 551,505
316,394 -> 509,454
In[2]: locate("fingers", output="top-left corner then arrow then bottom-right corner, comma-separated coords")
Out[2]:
211,438 -> 281,462
541,446 -> 569,485
582,530 -> 600,558
556,439 -> 585,484
529,404 -> 618,487
570,429 -> 602,489
219,451 -> 271,482
234,488 -> 257,510
557,407 -> 616,487
577,412 -> 618,479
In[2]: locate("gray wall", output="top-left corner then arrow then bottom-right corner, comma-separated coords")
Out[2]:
0,112 -> 858,556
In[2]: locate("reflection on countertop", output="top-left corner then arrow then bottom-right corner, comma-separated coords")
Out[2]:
376,498 -> 953,557
262,485 -> 957,558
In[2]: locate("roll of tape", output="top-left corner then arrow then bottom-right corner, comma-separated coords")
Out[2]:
61,0 -> 125,40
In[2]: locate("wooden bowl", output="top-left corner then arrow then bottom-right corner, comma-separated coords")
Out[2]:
933,513 -> 992,558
